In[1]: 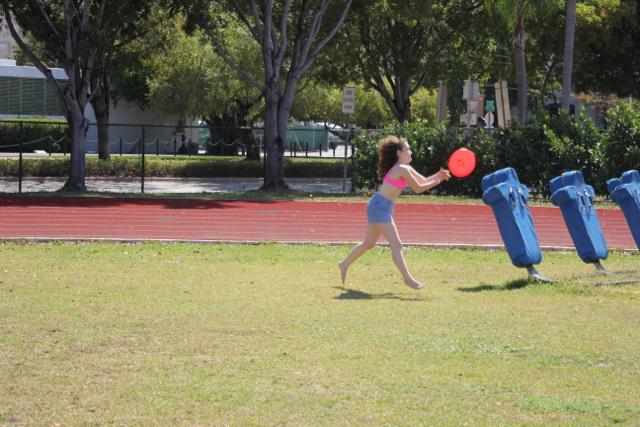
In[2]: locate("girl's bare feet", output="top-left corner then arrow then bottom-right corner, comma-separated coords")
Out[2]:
339,261 -> 348,285
404,277 -> 424,290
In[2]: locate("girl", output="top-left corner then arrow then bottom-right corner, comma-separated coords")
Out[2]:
339,136 -> 451,290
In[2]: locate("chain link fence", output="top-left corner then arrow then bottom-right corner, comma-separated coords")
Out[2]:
0,121 -> 357,194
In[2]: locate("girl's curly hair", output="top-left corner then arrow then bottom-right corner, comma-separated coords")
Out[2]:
377,136 -> 405,180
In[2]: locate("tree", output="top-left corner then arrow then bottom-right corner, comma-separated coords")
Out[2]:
2,0 -> 155,189
291,82 -> 437,128
572,0 -> 639,97
204,0 -> 354,191
488,1 -> 562,124
561,0 -> 576,111
146,19 -> 265,158
335,0 -> 486,123
2,0 -> 101,190
195,24 -> 264,158
119,11 -> 264,159
291,82 -> 396,128
91,6 -> 162,161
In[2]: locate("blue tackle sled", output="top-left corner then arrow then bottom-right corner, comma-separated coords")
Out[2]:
482,167 -> 550,281
607,170 -> 640,251
550,171 -> 610,274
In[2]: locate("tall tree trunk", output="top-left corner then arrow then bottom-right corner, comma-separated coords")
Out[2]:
561,0 -> 577,112
63,103 -> 88,191
92,74 -> 111,160
223,0 -> 353,190
369,75 -> 413,122
95,109 -> 110,159
396,80 -> 412,122
387,95 -> 412,122
437,81 -> 447,123
262,88 -> 288,191
513,6 -> 528,125
261,73 -> 300,191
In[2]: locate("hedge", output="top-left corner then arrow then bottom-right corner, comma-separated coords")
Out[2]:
351,102 -> 640,197
0,156 -> 345,179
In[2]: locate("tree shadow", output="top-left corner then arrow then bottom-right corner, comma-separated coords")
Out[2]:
333,287 -> 426,301
0,193 -> 281,210
457,278 -> 531,293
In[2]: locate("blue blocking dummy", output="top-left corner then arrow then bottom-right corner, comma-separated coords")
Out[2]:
481,167 -> 542,268
607,170 -> 640,251
550,171 -> 608,263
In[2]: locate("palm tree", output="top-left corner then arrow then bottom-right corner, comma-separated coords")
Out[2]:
513,3 -> 528,125
490,0 -> 560,125
561,0 -> 577,112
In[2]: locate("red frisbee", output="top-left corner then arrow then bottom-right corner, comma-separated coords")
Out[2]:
448,148 -> 477,178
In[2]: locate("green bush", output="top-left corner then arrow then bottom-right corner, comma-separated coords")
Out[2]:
351,129 -> 385,190
542,109 -> 607,194
351,106 -> 637,198
87,157 -> 141,177
0,156 -> 344,179
602,102 -> 640,179
0,119 -> 68,153
284,158 -> 344,178
490,117 -> 554,195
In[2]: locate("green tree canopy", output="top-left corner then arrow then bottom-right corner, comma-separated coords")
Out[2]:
328,0 -> 486,123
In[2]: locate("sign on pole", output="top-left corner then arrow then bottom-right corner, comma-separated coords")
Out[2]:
342,87 -> 356,114
463,79 -> 480,101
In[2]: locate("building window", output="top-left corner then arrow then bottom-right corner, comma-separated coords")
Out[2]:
0,76 -> 65,116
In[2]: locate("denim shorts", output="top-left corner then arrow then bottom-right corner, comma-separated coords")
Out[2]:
367,192 -> 394,223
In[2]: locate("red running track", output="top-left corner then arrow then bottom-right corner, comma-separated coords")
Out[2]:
0,195 -> 636,250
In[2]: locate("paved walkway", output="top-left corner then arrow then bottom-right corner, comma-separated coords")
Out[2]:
0,195 -> 636,250
0,177 -> 352,194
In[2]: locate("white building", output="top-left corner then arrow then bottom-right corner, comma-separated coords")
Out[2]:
0,61 -> 199,154
0,19 -> 201,153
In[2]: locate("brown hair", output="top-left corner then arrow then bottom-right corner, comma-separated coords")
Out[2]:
377,136 -> 404,180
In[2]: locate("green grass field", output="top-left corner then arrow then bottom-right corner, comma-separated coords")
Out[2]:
1,242 -> 639,425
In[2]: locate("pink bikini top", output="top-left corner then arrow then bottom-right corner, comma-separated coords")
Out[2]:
383,173 -> 408,190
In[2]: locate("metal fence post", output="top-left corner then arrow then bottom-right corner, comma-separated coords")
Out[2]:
174,138 -> 177,156
18,141 -> 23,193
119,137 -> 123,156
156,138 -> 160,156
141,126 -> 145,194
343,135 -> 348,193
48,136 -> 52,155
263,139 -> 267,182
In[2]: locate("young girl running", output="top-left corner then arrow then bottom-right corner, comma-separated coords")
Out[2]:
339,136 -> 451,289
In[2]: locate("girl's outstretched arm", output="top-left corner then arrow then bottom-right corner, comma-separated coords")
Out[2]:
400,165 -> 451,194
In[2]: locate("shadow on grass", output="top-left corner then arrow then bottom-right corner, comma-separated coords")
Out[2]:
334,287 -> 426,301
595,278 -> 640,286
592,271 -> 640,286
457,278 -> 532,292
